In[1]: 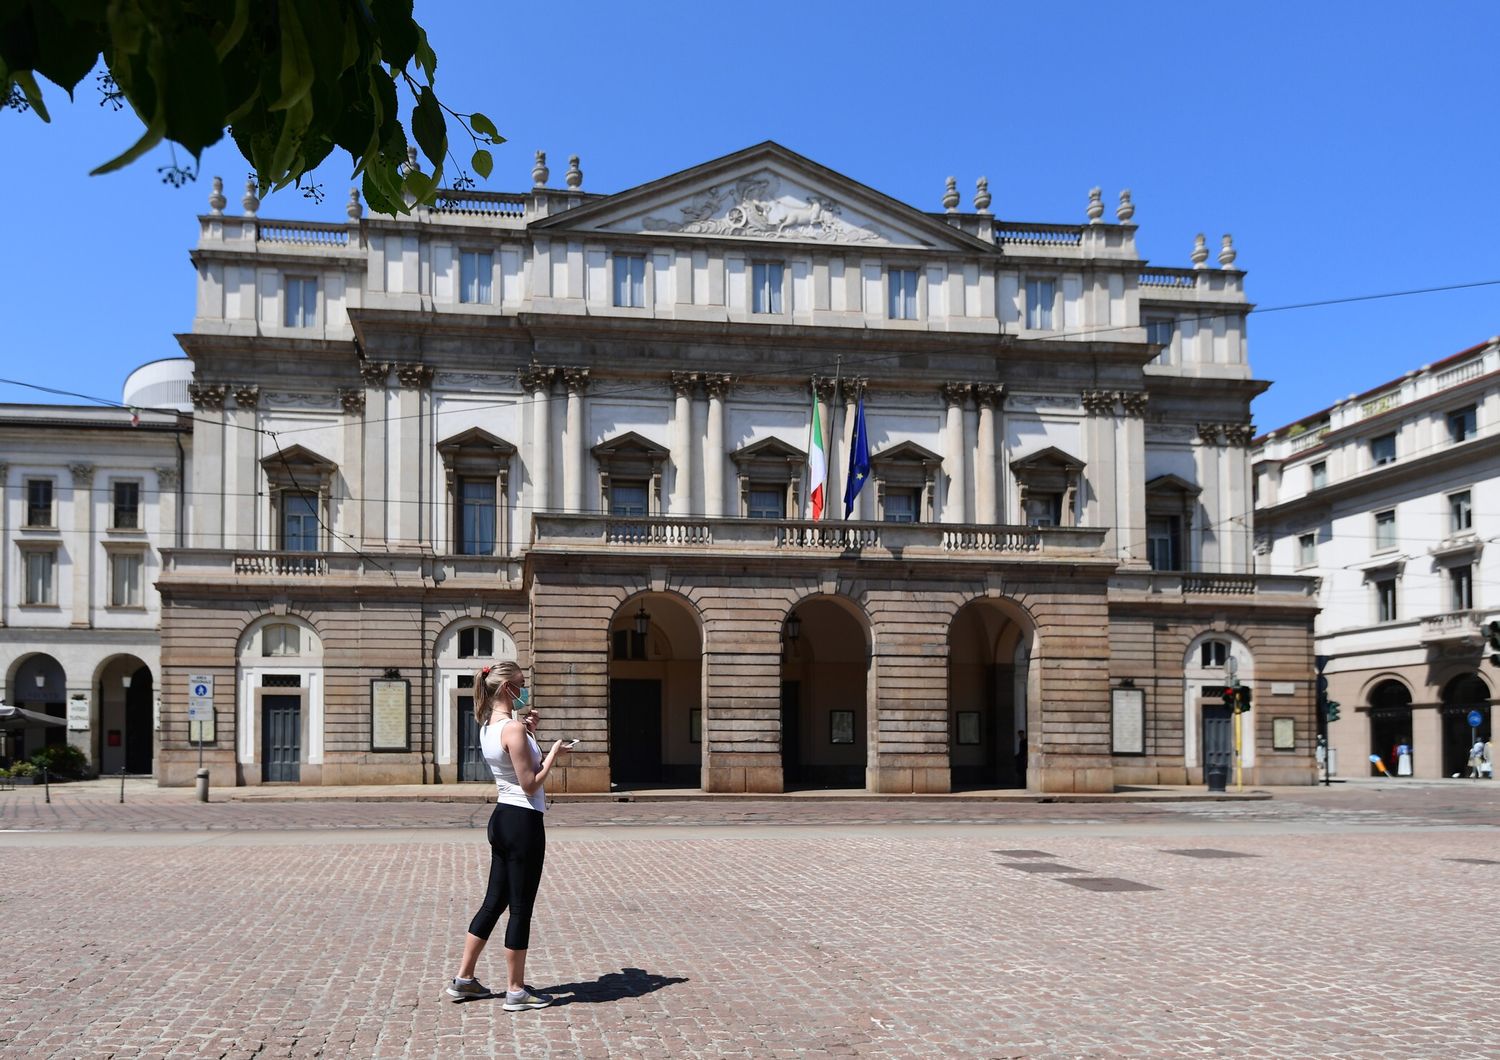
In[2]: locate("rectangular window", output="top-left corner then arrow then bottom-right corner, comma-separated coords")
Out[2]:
262,624 -> 301,657
457,626 -> 494,659
1376,577 -> 1398,623
26,479 -> 53,527
883,488 -> 918,523
1374,509 -> 1396,551
282,492 -> 320,552
1147,515 -> 1181,571
1309,462 -> 1327,491
887,268 -> 919,320
1370,432 -> 1396,466
747,486 -> 786,520
23,549 -> 55,605
112,481 -> 140,530
752,262 -> 784,314
1025,279 -> 1055,330
109,551 -> 143,607
456,477 -> 496,555
1449,490 -> 1472,534
610,481 -> 648,517
613,254 -> 646,308
283,276 -> 318,327
1023,492 -> 1063,528
1297,532 -> 1317,568
1451,563 -> 1474,611
459,251 -> 493,304
1447,405 -> 1477,444
1145,317 -> 1174,348
1200,640 -> 1228,668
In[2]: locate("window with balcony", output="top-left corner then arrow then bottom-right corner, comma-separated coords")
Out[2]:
1449,490 -> 1472,534
456,477 -> 496,555
1145,475 -> 1197,571
1450,563 -> 1474,611
594,432 -> 668,517
1025,279 -> 1055,330
108,550 -> 144,608
1297,532 -> 1317,568
111,480 -> 141,530
752,262 -> 784,314
460,250 -> 493,304
283,276 -> 318,327
25,479 -> 53,527
731,437 -> 804,520
1012,447 -> 1084,529
22,548 -> 56,605
1145,317 -> 1174,349
1374,509 -> 1396,551
281,492 -> 319,552
609,481 -> 649,517
613,254 -> 646,307
871,441 -> 941,524
1447,404 -> 1477,444
1309,462 -> 1327,491
1370,432 -> 1397,466
261,623 -> 302,657
457,626 -> 494,659
882,488 -> 919,523
261,444 -> 337,556
1147,515 -> 1182,571
1375,577 -> 1398,623
1200,640 -> 1229,668
747,487 -> 786,519
887,268 -> 919,320
437,426 -> 515,556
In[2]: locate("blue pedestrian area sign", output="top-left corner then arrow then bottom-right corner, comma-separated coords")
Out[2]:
1468,710 -> 1484,730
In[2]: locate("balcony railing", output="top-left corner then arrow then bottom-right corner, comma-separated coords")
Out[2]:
1111,570 -> 1319,601
1138,268 -> 1199,289
1432,358 -> 1484,391
1287,424 -> 1331,453
431,189 -> 528,218
994,222 -> 1084,247
1419,610 -> 1484,645
256,221 -> 351,247
160,549 -> 522,587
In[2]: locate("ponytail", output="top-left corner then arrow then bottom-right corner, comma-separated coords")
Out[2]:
473,660 -> 522,725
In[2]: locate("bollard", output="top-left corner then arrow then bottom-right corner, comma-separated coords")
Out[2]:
43,766 -> 50,804
119,764 -> 126,804
196,767 -> 209,803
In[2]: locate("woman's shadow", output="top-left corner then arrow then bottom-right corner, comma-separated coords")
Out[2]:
541,967 -> 688,1006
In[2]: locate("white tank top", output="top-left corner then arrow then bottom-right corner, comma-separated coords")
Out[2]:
481,718 -> 546,812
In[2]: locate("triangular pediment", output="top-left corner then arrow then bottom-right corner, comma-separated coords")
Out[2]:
533,142 -> 992,252
260,444 -> 336,473
437,426 -> 517,458
731,436 -> 807,466
871,440 -> 943,467
1145,473 -> 1201,497
1010,446 -> 1085,473
591,430 -> 669,460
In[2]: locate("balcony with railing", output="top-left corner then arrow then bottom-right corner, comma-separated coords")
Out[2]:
1419,609 -> 1485,646
1110,569 -> 1319,603
160,548 -> 523,589
994,222 -> 1085,248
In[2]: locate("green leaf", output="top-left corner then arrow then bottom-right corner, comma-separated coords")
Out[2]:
29,4 -> 104,94
362,167 -> 403,217
404,169 -> 435,204
369,0 -> 417,72
414,25 -> 436,82
160,25 -> 226,154
469,110 -> 500,142
410,85 -> 444,170
213,0 -> 251,61
470,148 -> 492,179
11,71 -> 51,122
270,0 -> 315,111
91,106 -> 166,174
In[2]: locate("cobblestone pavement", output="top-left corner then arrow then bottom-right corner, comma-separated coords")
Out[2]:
3,784 -> 1499,1058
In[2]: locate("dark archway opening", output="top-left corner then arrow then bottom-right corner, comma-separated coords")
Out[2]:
1367,680 -> 1412,777
780,596 -> 869,789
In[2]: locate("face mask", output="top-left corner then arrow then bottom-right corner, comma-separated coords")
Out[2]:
513,687 -> 531,712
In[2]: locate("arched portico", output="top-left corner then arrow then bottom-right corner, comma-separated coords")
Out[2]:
608,591 -> 702,788
1441,673 -> 1491,778
237,615 -> 325,784
4,653 -> 67,765
94,654 -> 154,775
948,598 -> 1035,790
1366,679 -> 1413,777
780,594 -> 870,789
432,618 -> 518,782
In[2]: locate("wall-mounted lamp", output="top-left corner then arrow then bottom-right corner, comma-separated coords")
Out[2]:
35,673 -> 46,688
122,674 -> 132,689
785,614 -> 801,641
383,668 -> 402,680
633,603 -> 651,637
1117,678 -> 1135,689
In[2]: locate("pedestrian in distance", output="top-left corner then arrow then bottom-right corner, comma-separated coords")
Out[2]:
1467,739 -> 1486,779
1482,737 -> 1494,779
1396,739 -> 1412,777
446,661 -> 572,1010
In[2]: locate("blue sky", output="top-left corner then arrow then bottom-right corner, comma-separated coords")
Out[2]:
2,1 -> 1496,431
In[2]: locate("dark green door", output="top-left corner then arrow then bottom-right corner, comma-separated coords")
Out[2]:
263,695 -> 301,782
1203,704 -> 1232,791
609,679 -> 662,787
458,696 -> 488,782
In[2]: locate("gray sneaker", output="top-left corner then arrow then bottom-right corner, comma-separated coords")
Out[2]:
503,987 -> 553,1011
445,977 -> 491,1002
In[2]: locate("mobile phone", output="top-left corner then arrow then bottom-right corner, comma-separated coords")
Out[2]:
561,739 -> 578,749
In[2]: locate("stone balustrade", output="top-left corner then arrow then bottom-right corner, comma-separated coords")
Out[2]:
1111,570 -> 1318,600
161,549 -> 522,588
1418,609 -> 1484,645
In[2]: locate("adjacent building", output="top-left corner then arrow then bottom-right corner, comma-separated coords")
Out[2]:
1253,338 -> 1498,778
157,142 -> 1318,792
0,358 -> 192,774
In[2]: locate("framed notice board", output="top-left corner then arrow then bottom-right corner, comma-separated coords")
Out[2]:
370,679 -> 410,752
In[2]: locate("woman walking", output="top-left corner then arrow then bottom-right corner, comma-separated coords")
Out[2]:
447,661 -> 570,1010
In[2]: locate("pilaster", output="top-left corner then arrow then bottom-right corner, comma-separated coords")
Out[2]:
225,386 -> 259,549
69,463 -> 94,628
1120,391 -> 1149,566
1081,389 -> 1118,555
391,363 -> 433,547
188,383 -> 228,547
0,462 -> 7,625
520,365 -> 556,519
563,367 -> 590,513
154,466 -> 180,552
360,361 -> 390,548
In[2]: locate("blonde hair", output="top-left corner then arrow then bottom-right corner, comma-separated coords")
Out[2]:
473,660 -> 523,724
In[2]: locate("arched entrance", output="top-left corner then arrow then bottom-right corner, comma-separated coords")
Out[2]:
779,595 -> 869,789
237,616 -> 325,784
1441,673 -> 1491,777
948,599 -> 1033,790
433,619 -> 518,783
5,653 -> 67,765
96,655 -> 155,775
1366,680 -> 1413,777
608,593 -> 702,789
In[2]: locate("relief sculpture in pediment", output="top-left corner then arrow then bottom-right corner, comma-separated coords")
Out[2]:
640,173 -> 884,243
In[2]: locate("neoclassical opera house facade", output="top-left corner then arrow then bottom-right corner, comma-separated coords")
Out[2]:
158,143 -> 1318,792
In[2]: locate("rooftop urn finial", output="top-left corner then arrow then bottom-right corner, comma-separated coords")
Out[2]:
347,187 -> 363,221
1086,186 -> 1104,223
402,145 -> 419,176
208,176 -> 226,215
942,176 -> 960,213
565,154 -> 583,189
241,178 -> 259,216
1116,188 -> 1135,223
1191,232 -> 1209,269
532,150 -> 549,187
973,176 -> 992,214
1218,233 -> 1237,269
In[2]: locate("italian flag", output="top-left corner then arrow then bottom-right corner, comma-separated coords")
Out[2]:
806,387 -> 827,519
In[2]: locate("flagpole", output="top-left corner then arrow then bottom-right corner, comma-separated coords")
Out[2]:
828,354 -> 841,521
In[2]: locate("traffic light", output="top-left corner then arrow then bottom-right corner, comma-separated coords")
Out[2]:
1236,686 -> 1253,713
1221,686 -> 1236,708
1487,621 -> 1500,667
1325,700 -> 1341,724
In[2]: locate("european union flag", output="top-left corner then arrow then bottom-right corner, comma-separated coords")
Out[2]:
843,395 -> 871,518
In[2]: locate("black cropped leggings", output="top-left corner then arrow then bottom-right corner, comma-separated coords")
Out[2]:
467,804 -> 547,950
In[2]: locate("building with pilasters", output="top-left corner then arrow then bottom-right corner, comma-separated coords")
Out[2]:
158,143 -> 1317,792
1253,338 -> 1498,779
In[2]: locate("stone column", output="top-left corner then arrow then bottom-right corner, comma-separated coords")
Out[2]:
69,463 -> 94,628
1195,423 -> 1224,571
1082,389 -> 1118,549
1223,423 -> 1255,572
337,387 -> 366,545
154,466 -> 180,553
563,367 -> 590,512
0,462 -> 8,626
669,371 -> 698,514
704,374 -> 731,517
941,383 -> 970,523
520,366 -> 555,519
1120,392 -> 1150,566
226,386 -> 260,549
187,384 -> 228,547
359,362 -> 390,548
975,385 -> 1002,524
391,363 -> 433,548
